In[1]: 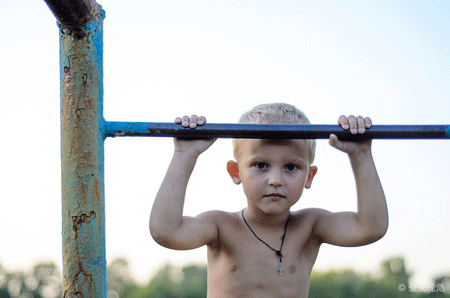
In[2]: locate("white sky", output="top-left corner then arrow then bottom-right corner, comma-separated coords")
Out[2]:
1,0 -> 449,288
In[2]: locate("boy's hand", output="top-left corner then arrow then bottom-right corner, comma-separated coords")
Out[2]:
173,115 -> 216,156
175,115 -> 207,128
329,115 -> 372,155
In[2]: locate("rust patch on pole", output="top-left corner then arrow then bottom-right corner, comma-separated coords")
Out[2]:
72,211 -> 97,233
59,6 -> 106,297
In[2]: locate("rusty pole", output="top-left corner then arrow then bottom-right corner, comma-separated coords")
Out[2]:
44,0 -> 106,296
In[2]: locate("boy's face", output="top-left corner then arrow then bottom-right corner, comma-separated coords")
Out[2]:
227,139 -> 317,215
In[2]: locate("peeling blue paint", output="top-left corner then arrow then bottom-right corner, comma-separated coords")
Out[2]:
60,7 -> 107,298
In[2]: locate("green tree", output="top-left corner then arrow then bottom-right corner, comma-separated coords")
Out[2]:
0,263 -> 9,298
309,256 -> 416,298
134,263 -> 207,298
0,262 -> 63,298
107,257 -> 139,297
381,256 -> 412,294
137,263 -> 182,298
416,274 -> 450,298
178,264 -> 207,298
309,269 -> 372,298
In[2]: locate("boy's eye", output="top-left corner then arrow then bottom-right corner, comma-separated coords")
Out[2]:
254,162 -> 268,170
285,164 -> 298,171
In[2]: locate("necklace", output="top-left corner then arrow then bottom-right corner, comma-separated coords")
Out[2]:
241,209 -> 290,275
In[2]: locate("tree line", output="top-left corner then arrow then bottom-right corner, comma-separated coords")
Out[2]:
0,256 -> 448,297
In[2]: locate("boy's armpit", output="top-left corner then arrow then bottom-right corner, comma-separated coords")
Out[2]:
194,210 -> 222,246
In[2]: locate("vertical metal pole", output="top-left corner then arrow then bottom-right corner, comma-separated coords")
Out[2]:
45,0 -> 106,296
60,16 -> 106,298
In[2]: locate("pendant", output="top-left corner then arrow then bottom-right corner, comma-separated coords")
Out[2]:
277,262 -> 284,275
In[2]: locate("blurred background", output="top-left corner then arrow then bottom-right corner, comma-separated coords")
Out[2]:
1,0 -> 449,296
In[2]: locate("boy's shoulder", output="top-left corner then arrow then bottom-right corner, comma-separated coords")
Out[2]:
291,207 -> 330,220
289,208 -> 332,233
197,209 -> 241,225
197,210 -> 244,246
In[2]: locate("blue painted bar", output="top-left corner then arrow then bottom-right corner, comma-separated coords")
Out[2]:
104,121 -> 450,140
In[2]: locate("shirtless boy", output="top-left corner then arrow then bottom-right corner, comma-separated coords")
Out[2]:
150,103 -> 388,298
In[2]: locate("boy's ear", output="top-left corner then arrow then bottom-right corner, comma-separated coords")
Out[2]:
305,165 -> 318,189
227,160 -> 241,185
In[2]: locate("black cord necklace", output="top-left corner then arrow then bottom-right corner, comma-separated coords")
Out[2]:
241,209 -> 291,275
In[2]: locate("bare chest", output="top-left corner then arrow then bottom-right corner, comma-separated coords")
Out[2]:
206,216 -> 320,297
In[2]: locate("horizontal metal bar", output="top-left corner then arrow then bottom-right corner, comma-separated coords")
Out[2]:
44,0 -> 103,31
104,122 -> 450,140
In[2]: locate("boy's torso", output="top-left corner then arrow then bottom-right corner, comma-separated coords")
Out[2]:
204,210 -> 322,298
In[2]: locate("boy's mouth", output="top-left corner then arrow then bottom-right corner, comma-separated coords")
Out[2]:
265,193 -> 285,200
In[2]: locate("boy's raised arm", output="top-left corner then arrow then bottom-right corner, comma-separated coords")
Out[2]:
313,115 -> 389,247
150,115 -> 218,250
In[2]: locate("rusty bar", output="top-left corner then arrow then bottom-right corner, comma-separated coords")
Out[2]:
104,121 -> 450,141
55,0 -> 106,296
44,0 -> 103,34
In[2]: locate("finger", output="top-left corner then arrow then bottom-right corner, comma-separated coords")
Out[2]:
181,115 -> 190,127
365,117 -> 372,129
338,115 -> 349,130
198,116 -> 206,126
347,115 -> 358,134
329,134 -> 344,151
190,115 -> 199,128
174,117 -> 182,124
357,116 -> 365,134
329,134 -> 337,147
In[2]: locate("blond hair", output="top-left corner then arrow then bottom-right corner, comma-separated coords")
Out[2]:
233,103 -> 316,163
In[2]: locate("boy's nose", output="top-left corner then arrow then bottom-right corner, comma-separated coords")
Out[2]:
268,169 -> 283,187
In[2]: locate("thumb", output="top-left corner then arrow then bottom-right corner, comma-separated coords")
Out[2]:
329,134 -> 346,152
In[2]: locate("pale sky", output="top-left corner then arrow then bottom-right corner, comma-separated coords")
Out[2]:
1,0 -> 449,288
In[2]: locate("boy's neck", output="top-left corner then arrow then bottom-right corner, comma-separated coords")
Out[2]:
243,207 -> 291,229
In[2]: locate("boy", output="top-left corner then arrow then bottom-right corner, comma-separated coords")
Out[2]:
150,103 -> 388,298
